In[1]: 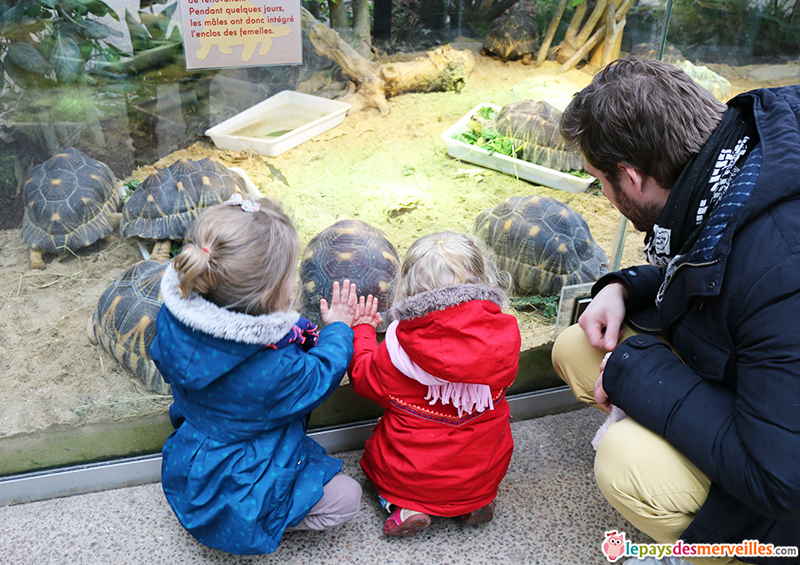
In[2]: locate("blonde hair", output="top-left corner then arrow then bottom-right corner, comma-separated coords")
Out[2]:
172,197 -> 299,315
394,231 -> 508,301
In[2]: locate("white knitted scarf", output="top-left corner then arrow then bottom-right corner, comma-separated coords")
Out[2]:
383,320 -> 493,418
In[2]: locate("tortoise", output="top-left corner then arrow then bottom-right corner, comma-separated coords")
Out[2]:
21,148 -> 121,270
299,219 -> 400,328
482,11 -> 539,65
470,99 -> 584,173
88,260 -> 170,394
474,195 -> 608,296
120,157 -> 248,259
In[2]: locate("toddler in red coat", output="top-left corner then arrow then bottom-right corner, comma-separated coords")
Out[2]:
349,231 -> 521,536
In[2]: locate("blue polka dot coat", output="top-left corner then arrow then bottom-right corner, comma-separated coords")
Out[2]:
150,265 -> 354,555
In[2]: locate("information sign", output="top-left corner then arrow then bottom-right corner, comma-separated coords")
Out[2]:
180,0 -> 301,69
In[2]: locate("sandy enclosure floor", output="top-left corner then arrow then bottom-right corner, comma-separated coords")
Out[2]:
1,45 -> 797,438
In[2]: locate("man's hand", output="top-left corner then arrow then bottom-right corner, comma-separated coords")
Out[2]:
579,281 -> 627,352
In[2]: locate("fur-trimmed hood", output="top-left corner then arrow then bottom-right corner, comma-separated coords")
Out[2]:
160,264 -> 300,345
390,284 -> 506,322
390,284 -> 520,384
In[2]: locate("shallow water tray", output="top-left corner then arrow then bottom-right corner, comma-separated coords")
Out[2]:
441,103 -> 593,193
205,91 -> 351,157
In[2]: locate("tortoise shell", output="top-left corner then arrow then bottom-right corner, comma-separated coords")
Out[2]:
474,195 -> 607,296
91,260 -> 169,394
21,148 -> 118,254
299,219 -> 399,327
490,99 -> 584,172
120,157 -> 247,240
482,12 -> 539,62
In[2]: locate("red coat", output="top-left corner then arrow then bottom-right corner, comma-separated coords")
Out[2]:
349,284 -> 521,516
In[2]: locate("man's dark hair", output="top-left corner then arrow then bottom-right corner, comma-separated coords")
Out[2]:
560,57 -> 726,188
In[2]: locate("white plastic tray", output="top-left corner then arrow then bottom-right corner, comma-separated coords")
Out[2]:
441,103 -> 594,193
205,91 -> 351,157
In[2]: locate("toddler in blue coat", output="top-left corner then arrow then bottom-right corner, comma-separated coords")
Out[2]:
150,193 -> 362,555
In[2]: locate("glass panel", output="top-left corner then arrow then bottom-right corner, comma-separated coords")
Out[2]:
2,0 -> 798,475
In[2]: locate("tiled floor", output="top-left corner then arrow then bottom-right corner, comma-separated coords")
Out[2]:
0,407 -> 642,565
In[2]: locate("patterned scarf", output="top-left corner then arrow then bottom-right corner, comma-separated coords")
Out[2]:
643,106 -> 758,305
644,106 -> 757,269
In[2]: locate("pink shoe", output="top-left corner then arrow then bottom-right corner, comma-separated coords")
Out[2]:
383,507 -> 431,537
458,501 -> 496,525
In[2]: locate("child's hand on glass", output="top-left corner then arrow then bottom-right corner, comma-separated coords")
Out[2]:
320,280 -> 358,327
353,294 -> 383,329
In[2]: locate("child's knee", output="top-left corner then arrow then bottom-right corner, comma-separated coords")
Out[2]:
294,474 -> 362,531
336,474 -> 363,516
324,474 -> 362,523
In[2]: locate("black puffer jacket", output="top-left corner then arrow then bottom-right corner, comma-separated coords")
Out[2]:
597,86 -> 800,564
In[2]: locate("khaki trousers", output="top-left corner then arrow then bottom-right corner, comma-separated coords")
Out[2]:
552,324 -> 743,565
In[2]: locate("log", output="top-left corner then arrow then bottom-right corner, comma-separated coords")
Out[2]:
302,7 -> 389,114
380,45 -> 475,97
300,7 -> 475,114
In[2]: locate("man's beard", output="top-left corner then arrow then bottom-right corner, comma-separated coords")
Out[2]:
610,177 -> 663,233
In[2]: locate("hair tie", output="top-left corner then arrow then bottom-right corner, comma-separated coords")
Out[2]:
224,192 -> 261,212
201,246 -> 210,254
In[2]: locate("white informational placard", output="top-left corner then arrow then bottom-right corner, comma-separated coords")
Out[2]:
180,0 -> 301,70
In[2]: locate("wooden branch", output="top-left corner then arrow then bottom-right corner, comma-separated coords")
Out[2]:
558,23 -> 605,72
606,17 -> 626,66
536,0 -> 568,66
603,2 -> 617,62
557,0 -> 636,72
601,2 -> 625,67
616,0 -> 636,23
608,0 -> 635,46
563,0 -> 587,46
576,0 -> 608,46
556,0 -> 589,63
